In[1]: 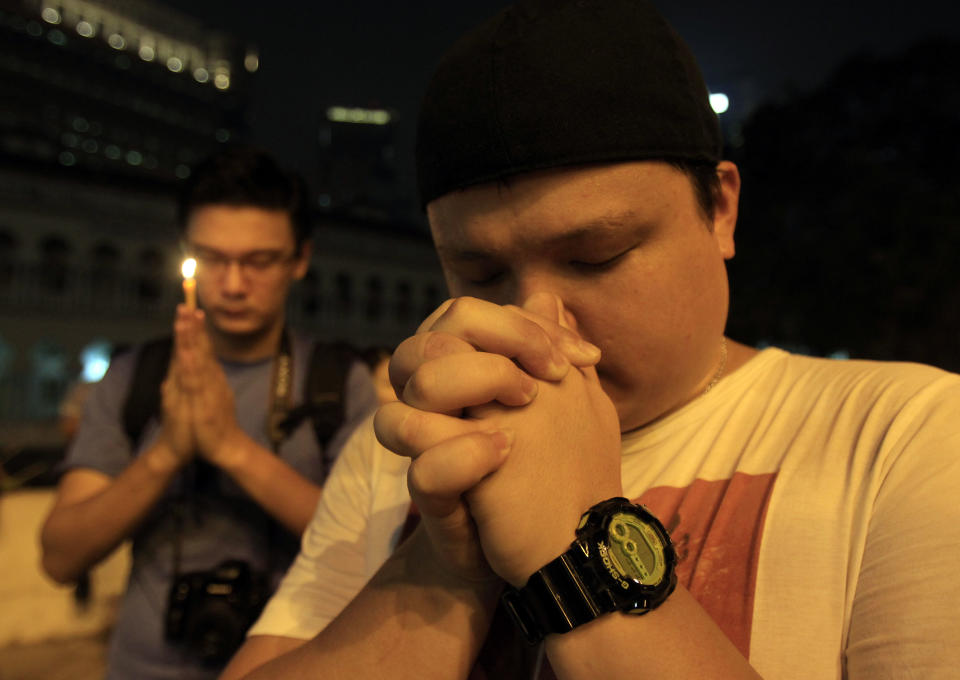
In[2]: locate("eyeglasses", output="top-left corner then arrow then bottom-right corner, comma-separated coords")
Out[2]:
188,245 -> 298,278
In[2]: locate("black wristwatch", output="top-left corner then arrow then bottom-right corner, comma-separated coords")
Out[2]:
501,497 -> 677,644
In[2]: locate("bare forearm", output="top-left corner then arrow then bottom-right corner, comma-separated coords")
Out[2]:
242,526 -> 501,680
216,431 -> 321,535
546,585 -> 762,680
41,442 -> 183,583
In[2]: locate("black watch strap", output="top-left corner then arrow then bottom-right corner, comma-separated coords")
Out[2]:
501,549 -> 614,645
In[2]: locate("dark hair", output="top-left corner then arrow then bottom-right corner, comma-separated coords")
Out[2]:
177,146 -> 312,247
667,159 -> 722,223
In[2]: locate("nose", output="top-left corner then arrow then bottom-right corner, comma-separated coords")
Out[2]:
511,268 -> 561,308
510,268 -> 581,330
221,260 -> 247,297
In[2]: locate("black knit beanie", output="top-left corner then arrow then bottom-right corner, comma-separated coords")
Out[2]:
416,0 -> 721,208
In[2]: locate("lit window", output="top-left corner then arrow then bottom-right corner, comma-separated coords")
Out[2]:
139,44 -> 155,61
167,56 -> 183,72
244,51 -> 259,73
76,20 -> 94,38
214,73 -> 230,90
107,33 -> 125,50
326,106 -> 391,125
193,67 -> 209,83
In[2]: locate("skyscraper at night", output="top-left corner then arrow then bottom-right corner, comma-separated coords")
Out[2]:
0,1 -> 444,433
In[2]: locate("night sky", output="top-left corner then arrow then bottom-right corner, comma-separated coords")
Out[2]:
160,0 -> 960,202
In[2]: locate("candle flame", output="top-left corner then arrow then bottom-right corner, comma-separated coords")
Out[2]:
181,257 -> 197,278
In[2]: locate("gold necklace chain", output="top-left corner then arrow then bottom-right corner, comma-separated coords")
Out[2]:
703,337 -> 728,395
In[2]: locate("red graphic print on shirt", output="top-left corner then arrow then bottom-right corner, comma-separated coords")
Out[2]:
470,472 -> 777,680
637,471 -> 777,658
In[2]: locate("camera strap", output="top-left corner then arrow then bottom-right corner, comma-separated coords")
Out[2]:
267,330 -> 294,453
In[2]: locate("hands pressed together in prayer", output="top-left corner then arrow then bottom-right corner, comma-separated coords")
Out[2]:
158,305 -> 249,472
374,293 -> 623,588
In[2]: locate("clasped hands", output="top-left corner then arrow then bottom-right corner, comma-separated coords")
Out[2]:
374,293 -> 623,588
158,306 -> 245,470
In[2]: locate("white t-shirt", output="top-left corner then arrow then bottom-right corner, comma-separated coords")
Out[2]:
251,348 -> 960,679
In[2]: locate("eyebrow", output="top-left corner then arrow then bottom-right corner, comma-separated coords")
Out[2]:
189,243 -> 287,256
439,211 -> 646,261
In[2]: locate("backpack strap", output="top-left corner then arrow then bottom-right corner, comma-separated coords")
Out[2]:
121,336 -> 173,447
278,340 -> 356,451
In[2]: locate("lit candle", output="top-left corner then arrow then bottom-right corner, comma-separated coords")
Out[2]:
181,257 -> 197,310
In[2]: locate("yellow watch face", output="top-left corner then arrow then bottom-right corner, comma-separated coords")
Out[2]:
606,511 -> 666,586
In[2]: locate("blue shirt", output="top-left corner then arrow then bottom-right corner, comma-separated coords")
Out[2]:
62,334 -> 377,680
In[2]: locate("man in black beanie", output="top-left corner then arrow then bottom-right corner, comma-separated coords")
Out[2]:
225,2 -> 960,678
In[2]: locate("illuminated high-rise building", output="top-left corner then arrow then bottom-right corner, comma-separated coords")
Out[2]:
0,0 -> 258,181
0,3 -> 445,434
317,105 -> 404,216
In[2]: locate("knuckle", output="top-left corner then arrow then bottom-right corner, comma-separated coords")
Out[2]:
519,319 -> 553,354
374,402 -> 423,455
491,354 -> 522,387
443,295 -> 479,320
396,408 -> 426,449
420,331 -> 468,361
403,364 -> 438,405
407,459 -> 434,495
462,432 -> 490,462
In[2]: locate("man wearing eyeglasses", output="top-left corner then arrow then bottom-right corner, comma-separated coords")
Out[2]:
40,147 -> 377,680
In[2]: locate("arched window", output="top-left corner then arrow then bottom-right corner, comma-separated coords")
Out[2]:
30,340 -> 69,417
0,334 -> 13,380
422,283 -> 442,321
137,247 -> 165,303
39,234 -> 71,292
364,275 -> 383,321
0,335 -> 13,421
0,230 -> 18,287
335,272 -> 353,317
91,240 -> 121,297
394,280 -> 412,323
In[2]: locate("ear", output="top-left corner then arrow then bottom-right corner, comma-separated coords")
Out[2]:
291,239 -> 312,280
712,161 -> 740,260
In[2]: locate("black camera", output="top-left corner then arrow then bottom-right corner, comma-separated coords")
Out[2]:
165,560 -> 269,667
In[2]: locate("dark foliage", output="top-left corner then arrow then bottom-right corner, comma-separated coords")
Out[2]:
728,38 -> 960,371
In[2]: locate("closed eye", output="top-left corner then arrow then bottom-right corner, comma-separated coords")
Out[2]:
464,270 -> 506,287
570,247 -> 633,272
